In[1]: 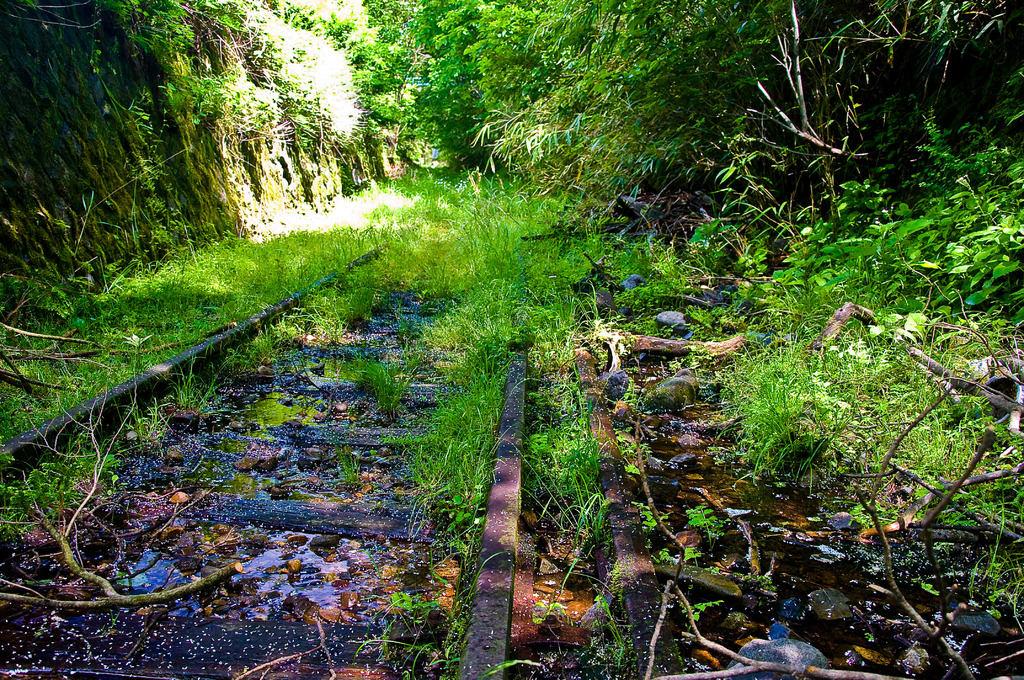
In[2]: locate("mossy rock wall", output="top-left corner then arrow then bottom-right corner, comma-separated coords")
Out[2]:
0,1 -> 377,276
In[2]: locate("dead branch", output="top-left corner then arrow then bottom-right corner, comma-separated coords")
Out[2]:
810,303 -> 876,352
908,348 -> 1023,422
1,322 -> 100,346
629,334 -> 746,358
0,513 -> 241,611
871,388 -> 950,497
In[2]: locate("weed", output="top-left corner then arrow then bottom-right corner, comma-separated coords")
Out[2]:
354,358 -> 415,417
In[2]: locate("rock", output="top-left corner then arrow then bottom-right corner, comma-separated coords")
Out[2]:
645,375 -> 698,411
169,491 -> 190,504
727,639 -> 828,678
722,611 -> 754,631
808,588 -> 852,620
537,557 -> 560,575
256,454 -> 279,471
612,401 -> 636,421
827,512 -> 861,532
283,594 -> 318,620
647,475 -> 680,503
521,509 -> 539,531
580,597 -> 610,632
669,453 -> 697,468
247,534 -> 270,548
199,565 -> 221,579
599,369 -> 630,401
257,365 -> 275,377
951,608 -> 1001,636
897,645 -> 929,675
333,402 -> 348,414
174,557 -> 203,573
779,597 -> 806,622
646,454 -> 665,472
655,311 -> 689,336
693,648 -> 721,669
286,534 -> 308,546
284,558 -> 302,574
767,622 -> 790,640
621,274 -> 647,290
595,289 -> 616,312
674,530 -> 702,549
310,534 -> 341,549
164,447 -> 184,466
234,456 -> 258,471
654,563 -> 743,600
228,420 -> 246,432
125,430 -> 139,442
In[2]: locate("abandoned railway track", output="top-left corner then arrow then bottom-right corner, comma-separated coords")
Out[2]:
0,266 -> 678,680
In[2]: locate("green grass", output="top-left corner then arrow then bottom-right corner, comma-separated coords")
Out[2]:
354,358 -> 415,417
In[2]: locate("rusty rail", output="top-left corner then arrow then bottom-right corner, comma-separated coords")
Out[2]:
575,348 -> 683,677
458,353 -> 526,680
1,249 -> 380,460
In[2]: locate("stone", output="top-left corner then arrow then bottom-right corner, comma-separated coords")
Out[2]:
950,608 -> 1001,636
284,558 -> 302,574
612,401 -> 636,421
646,454 -> 665,472
164,447 -> 184,466
647,475 -> 680,503
537,557 -> 560,575
228,420 -> 246,432
655,310 -> 689,335
654,563 -> 743,600
669,453 -> 697,468
897,645 -> 929,675
779,597 -> 806,622
595,289 -> 616,312
310,534 -> 341,549
808,588 -> 852,620
721,611 -> 754,631
257,365 -> 275,377
767,622 -> 790,640
286,534 -> 308,546
169,491 -> 190,504
234,456 -> 258,471
674,530 -> 702,549
256,455 -> 279,471
645,375 -> 698,411
174,556 -> 203,573
580,598 -> 611,632
621,274 -> 647,290
692,649 -> 721,669
727,639 -> 828,678
827,512 -> 861,532
599,369 -> 629,401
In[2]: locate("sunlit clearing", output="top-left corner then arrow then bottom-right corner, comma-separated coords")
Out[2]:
253,186 -> 414,239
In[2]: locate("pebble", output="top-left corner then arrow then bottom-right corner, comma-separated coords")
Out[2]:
537,557 -> 560,575
898,644 -> 929,675
655,310 -> 689,335
808,588 -> 853,620
599,369 -> 629,401
310,534 -> 341,549
779,597 -> 806,622
164,447 -> 184,466
669,453 -> 697,468
621,274 -> 647,290
951,608 -> 1001,636
721,611 -> 754,631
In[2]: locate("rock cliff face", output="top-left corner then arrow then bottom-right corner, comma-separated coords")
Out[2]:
0,1 -> 374,275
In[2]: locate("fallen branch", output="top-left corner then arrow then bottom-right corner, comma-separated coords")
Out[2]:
810,302 -> 875,352
0,513 -> 241,611
630,334 -> 746,358
908,348 -> 1023,421
1,322 -> 100,346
